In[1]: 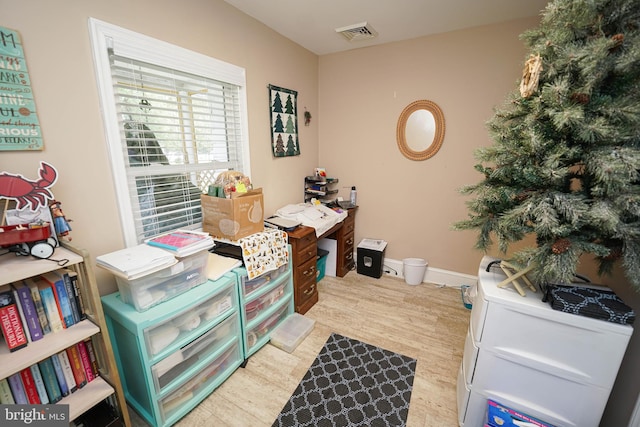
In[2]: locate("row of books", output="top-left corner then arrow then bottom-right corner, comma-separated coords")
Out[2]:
0,339 -> 99,405
0,268 -> 86,352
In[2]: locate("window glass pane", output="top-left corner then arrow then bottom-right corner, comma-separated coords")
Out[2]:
109,53 -> 244,242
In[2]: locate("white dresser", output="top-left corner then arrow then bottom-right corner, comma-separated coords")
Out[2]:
457,256 -> 633,427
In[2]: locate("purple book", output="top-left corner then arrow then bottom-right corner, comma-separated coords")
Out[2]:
12,282 -> 44,341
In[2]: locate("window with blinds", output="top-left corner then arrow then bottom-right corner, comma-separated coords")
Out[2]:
89,18 -> 250,246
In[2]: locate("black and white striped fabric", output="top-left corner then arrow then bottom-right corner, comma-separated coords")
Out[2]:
273,333 -> 416,427
545,284 -> 635,325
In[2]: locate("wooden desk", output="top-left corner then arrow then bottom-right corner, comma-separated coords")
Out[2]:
287,208 -> 356,313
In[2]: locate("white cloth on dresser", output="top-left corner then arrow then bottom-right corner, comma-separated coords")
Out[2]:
276,203 -> 347,237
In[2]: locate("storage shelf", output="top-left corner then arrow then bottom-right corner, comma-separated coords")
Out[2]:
0,319 -> 99,379
0,247 -> 83,286
0,241 -> 131,426
64,376 -> 115,420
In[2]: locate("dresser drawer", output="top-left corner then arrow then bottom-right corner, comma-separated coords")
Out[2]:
151,314 -> 239,393
462,327 -> 478,386
143,281 -> 236,358
159,342 -> 241,424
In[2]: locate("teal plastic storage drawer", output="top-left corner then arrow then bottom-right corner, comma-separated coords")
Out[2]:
159,342 -> 241,424
151,313 -> 239,393
239,263 -> 288,298
102,273 -> 243,427
234,254 -> 294,360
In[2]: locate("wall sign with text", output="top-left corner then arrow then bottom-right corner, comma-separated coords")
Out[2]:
0,26 -> 44,151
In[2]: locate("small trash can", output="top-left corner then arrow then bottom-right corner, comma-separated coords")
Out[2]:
403,258 -> 427,285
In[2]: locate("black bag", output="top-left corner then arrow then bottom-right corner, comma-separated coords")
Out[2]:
543,284 -> 635,325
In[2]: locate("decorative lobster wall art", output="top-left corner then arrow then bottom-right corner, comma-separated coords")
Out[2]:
0,161 -> 58,211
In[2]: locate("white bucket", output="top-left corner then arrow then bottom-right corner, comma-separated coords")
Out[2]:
403,258 -> 427,285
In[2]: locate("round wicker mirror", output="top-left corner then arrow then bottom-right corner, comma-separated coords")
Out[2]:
396,100 -> 445,161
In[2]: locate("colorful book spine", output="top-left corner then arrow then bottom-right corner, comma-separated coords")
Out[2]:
60,270 -> 81,324
13,282 -> 44,341
38,357 -> 63,403
66,345 -> 87,389
0,285 -> 29,352
42,272 -> 74,328
76,340 -> 95,383
29,364 -> 50,404
84,339 -> 100,378
7,372 -> 27,404
0,378 -> 15,404
50,353 -> 69,396
11,285 -> 31,343
25,278 -> 51,335
57,350 -> 77,393
19,367 -> 41,404
36,279 -> 64,333
67,270 -> 86,320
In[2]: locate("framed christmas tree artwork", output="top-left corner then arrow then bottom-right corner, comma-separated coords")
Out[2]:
269,84 -> 300,157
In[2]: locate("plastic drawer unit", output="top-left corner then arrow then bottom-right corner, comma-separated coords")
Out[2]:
234,249 -> 294,361
102,274 -> 243,427
456,256 -> 633,427
115,251 -> 209,312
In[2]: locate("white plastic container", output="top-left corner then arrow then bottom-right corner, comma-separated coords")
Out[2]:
403,258 -> 427,285
116,250 -> 209,311
270,313 -> 315,353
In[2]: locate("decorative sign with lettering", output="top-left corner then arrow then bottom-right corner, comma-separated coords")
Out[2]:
0,26 -> 43,151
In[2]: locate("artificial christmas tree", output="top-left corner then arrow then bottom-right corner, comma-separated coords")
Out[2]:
455,0 -> 640,289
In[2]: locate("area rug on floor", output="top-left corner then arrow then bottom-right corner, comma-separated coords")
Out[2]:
272,333 -> 417,427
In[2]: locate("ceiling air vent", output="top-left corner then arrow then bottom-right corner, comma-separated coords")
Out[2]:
335,22 -> 378,42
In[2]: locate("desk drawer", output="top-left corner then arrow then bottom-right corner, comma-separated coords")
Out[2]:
342,216 -> 355,235
294,256 -> 316,288
296,241 -> 317,265
296,274 -> 317,307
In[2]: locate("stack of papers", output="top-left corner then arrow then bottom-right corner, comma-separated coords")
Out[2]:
96,244 -> 177,280
146,230 -> 214,257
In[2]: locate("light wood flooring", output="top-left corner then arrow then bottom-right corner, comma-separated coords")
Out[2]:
130,271 -> 471,426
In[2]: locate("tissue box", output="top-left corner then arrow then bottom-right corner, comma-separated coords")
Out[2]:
201,188 -> 264,241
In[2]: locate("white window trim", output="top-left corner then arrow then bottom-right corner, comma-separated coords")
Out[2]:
88,18 -> 251,247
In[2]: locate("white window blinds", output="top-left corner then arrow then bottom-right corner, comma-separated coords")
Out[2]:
89,18 -> 250,246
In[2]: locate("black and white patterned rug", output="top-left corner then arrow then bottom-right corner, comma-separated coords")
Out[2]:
272,333 -> 417,427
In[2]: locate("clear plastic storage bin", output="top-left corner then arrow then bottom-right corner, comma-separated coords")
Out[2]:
116,251 -> 208,311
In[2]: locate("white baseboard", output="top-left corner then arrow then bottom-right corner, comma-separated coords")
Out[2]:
381,258 -> 478,288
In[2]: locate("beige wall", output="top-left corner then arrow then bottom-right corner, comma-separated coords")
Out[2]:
318,18 -> 541,276
2,1 -> 638,424
1,0 -> 319,293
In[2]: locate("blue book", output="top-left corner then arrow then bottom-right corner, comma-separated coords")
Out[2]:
7,373 -> 28,404
29,364 -> 49,404
38,357 -> 62,403
12,282 -> 44,341
41,272 -> 74,328
60,270 -> 81,323
50,353 -> 69,396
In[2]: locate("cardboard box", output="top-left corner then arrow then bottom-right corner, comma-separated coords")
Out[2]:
357,238 -> 387,278
201,188 -> 264,241
486,399 -> 555,427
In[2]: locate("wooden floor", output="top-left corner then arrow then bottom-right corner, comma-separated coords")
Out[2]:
130,271 -> 470,426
